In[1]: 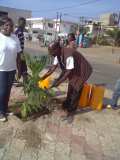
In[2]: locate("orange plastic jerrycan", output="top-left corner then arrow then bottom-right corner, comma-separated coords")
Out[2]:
38,77 -> 51,89
79,83 -> 92,108
89,85 -> 105,110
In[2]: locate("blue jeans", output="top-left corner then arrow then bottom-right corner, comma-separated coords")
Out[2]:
0,71 -> 15,115
111,79 -> 120,106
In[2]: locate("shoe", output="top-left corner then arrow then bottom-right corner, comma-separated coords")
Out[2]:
6,111 -> 14,116
0,114 -> 7,122
112,105 -> 118,110
61,114 -> 69,121
106,105 -> 112,109
66,112 -> 74,123
61,114 -> 74,123
106,104 -> 118,110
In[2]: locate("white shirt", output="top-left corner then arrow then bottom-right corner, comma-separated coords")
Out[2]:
0,33 -> 21,71
53,56 -> 74,70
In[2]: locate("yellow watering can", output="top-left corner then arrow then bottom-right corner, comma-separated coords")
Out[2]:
38,77 -> 51,89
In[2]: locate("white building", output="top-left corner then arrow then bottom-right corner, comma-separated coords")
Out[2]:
100,12 -> 119,26
26,17 -> 77,42
27,17 -> 56,42
0,6 -> 31,25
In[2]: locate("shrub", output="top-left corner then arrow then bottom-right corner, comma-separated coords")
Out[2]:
96,35 -> 109,46
106,28 -> 120,47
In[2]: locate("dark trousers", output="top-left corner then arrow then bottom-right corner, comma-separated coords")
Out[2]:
0,71 -> 15,114
63,83 -> 83,112
21,60 -> 27,75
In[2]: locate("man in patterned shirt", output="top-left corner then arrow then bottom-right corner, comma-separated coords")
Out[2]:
15,17 -> 27,81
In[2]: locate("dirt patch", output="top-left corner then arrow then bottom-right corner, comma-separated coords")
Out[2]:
0,128 -> 13,148
15,123 -> 42,149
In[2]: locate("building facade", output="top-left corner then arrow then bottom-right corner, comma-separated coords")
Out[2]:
100,12 -> 119,26
0,6 -> 31,25
26,17 -> 77,42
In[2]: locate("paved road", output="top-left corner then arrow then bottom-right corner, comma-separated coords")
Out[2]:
88,58 -> 120,90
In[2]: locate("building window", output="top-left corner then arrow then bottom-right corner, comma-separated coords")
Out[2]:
0,11 -> 8,26
47,32 -> 52,35
0,11 -> 8,17
33,30 -> 39,33
48,23 -> 53,28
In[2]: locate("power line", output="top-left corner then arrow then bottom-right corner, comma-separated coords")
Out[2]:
63,13 -> 96,21
64,8 -> 120,20
32,0 -> 102,13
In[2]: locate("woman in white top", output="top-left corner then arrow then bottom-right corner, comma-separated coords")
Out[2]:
0,17 -> 22,121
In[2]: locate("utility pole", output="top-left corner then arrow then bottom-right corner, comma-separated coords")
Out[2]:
59,13 -> 62,33
79,16 -> 84,33
78,17 -> 80,32
81,16 -> 84,32
55,12 -> 59,40
118,11 -> 120,28
43,18 -> 47,46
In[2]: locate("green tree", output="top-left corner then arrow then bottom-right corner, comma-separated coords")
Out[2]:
96,35 -> 109,46
106,28 -> 120,47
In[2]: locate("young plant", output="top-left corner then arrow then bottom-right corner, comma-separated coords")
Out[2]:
21,54 -> 55,119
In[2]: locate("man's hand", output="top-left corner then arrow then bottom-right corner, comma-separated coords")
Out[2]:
49,80 -> 59,89
39,76 -> 46,81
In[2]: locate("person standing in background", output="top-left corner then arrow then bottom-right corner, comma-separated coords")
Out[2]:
15,17 -> 27,82
107,79 -> 120,109
67,33 -> 77,49
0,17 -> 22,121
76,31 -> 80,47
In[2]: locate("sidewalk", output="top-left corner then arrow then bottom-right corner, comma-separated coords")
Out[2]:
1,45 -> 120,160
0,82 -> 120,160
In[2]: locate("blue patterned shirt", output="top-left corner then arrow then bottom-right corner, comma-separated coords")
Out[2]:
15,27 -> 24,52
